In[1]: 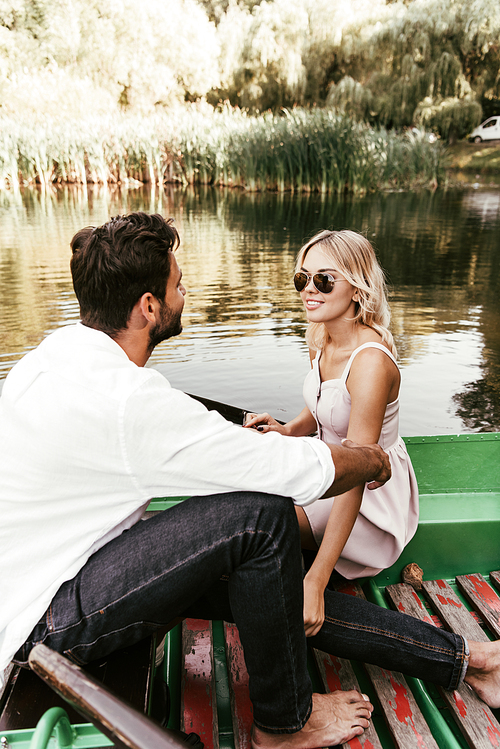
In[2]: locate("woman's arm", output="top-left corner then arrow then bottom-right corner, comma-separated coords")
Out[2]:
303,347 -> 398,637
244,406 -> 317,437
303,484 -> 364,636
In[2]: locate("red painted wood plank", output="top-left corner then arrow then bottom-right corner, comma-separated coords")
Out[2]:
224,623 -> 253,749
489,570 -> 500,595
388,581 -> 500,749
332,581 -> 438,748
422,579 -> 488,642
364,664 -> 439,749
456,573 -> 500,638
386,583 -> 435,626
181,619 -> 218,749
312,649 -> 383,749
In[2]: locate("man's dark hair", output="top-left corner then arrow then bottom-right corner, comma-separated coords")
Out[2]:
70,212 -> 180,335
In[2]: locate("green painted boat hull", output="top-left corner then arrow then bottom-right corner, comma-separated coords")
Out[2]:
377,433 -> 500,586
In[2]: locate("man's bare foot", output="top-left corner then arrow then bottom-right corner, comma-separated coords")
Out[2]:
251,691 -> 373,749
464,639 -> 500,708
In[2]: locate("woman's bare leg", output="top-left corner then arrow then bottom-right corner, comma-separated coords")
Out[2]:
295,506 -> 318,551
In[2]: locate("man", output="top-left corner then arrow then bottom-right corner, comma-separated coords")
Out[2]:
1,213 -> 499,749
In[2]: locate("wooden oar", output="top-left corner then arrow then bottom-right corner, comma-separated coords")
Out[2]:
186,392 -> 285,426
186,393 -> 246,424
28,644 -> 192,749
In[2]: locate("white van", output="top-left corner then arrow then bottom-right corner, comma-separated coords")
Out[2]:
469,117 -> 500,143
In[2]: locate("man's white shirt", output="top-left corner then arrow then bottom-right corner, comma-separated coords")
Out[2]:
0,323 -> 334,673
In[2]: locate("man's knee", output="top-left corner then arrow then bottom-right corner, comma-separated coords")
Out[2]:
166,491 -> 300,548
244,492 -> 299,539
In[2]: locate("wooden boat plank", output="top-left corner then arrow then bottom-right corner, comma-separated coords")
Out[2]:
421,580 -> 489,643
455,574 -> 500,639
385,583 -> 435,626
363,663 -> 440,749
312,649 -> 383,749
333,581 -> 439,748
387,582 -> 500,749
181,619 -> 218,749
489,570 -> 500,594
224,623 -> 252,749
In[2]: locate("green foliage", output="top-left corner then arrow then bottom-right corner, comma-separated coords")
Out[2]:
326,76 -> 373,121
210,0 -> 500,135
0,0 -> 220,114
0,0 -> 497,186
197,0 -> 263,25
414,97 -> 483,143
0,107 -> 445,193
1,0 -> 500,131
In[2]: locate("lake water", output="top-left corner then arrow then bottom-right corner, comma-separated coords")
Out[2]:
1,184 -> 500,436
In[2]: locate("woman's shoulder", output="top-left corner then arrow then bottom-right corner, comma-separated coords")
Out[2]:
350,329 -> 396,362
353,341 -> 394,357
345,332 -> 397,379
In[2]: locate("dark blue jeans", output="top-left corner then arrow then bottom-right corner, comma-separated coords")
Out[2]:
14,492 -> 467,734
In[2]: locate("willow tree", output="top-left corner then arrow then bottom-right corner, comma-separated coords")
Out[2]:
0,0 -> 221,116
210,0 -> 500,138
211,0 -> 381,110
324,0 -> 500,139
213,0 -> 310,110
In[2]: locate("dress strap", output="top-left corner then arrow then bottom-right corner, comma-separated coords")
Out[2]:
340,342 -> 398,386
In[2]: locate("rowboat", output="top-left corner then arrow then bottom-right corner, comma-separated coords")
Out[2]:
1,394 -> 499,749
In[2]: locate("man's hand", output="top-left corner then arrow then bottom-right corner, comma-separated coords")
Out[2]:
323,439 -> 391,498
342,439 -> 391,489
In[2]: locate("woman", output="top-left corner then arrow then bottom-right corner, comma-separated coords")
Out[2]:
244,229 -> 418,637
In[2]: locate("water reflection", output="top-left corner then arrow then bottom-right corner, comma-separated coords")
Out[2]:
1,185 -> 500,435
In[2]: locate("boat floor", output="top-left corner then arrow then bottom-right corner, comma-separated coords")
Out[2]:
2,570 -> 500,749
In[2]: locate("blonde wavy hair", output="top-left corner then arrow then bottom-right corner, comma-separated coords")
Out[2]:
296,229 -> 397,357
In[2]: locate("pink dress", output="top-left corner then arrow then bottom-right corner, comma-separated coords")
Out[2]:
302,342 -> 419,579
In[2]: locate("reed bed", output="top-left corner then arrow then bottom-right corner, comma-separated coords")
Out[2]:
0,108 -> 444,194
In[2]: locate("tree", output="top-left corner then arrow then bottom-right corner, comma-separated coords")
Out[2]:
0,0 -> 221,115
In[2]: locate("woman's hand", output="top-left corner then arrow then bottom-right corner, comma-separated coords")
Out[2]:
303,575 -> 326,637
243,412 -> 286,434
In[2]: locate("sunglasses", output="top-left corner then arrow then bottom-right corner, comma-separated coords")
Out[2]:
293,271 -> 347,294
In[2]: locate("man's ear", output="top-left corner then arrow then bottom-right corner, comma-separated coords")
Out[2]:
136,292 -> 158,324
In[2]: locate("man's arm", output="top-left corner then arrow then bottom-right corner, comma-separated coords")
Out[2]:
322,439 -> 391,498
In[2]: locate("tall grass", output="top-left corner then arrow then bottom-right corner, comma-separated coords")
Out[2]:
0,107 -> 445,194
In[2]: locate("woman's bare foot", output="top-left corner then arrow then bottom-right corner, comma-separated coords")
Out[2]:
251,691 -> 373,749
464,640 -> 500,708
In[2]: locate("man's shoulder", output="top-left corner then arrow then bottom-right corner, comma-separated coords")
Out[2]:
2,324 -> 166,404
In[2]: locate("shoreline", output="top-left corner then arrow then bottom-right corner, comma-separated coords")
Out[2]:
1,138 -> 500,195
445,141 -> 500,186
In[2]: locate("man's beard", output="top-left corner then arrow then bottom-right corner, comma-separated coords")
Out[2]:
148,300 -> 183,350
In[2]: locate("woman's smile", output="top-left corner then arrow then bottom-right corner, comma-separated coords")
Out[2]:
305,298 -> 324,310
